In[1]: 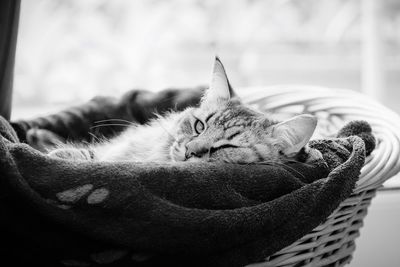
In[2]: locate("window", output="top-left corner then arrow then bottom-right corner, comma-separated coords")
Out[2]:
13,0 -> 400,118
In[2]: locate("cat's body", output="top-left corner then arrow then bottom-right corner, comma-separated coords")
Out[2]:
49,57 -> 322,164
93,112 -> 183,162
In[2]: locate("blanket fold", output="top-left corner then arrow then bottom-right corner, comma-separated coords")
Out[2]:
0,88 -> 375,267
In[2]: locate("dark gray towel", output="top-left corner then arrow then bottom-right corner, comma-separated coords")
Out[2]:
0,88 -> 375,267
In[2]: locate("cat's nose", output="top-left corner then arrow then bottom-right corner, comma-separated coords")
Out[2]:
185,143 -> 209,159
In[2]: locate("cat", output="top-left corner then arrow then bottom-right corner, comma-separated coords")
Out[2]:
48,57 -> 322,164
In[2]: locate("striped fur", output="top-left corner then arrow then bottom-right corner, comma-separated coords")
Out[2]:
169,100 -> 320,164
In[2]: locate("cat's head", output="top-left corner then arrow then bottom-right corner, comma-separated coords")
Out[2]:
170,57 -> 321,164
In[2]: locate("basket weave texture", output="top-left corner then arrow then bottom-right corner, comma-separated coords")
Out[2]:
240,86 -> 400,267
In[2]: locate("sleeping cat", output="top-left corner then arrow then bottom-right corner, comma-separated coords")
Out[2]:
49,57 -> 322,164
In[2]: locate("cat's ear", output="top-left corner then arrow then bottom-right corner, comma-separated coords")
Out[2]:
202,56 -> 236,106
271,114 -> 317,156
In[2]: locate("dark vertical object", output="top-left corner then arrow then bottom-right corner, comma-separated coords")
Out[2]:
0,0 -> 20,120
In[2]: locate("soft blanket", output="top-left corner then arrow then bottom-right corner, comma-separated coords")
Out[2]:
0,88 -> 375,267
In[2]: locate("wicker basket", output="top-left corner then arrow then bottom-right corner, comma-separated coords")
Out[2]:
239,86 -> 400,267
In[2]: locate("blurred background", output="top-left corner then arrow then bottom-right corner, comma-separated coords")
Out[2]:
9,1 -> 400,266
12,0 -> 400,118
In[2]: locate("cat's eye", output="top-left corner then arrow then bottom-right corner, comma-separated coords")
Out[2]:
194,119 -> 205,134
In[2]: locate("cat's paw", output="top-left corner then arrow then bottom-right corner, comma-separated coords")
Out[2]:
27,128 -> 65,152
48,148 -> 94,161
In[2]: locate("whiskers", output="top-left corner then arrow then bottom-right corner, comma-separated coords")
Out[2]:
284,159 -> 315,167
253,160 -> 307,180
91,119 -> 136,129
205,157 -> 307,180
90,119 -> 136,132
87,132 -> 102,143
91,118 -> 178,143
88,119 -> 135,142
